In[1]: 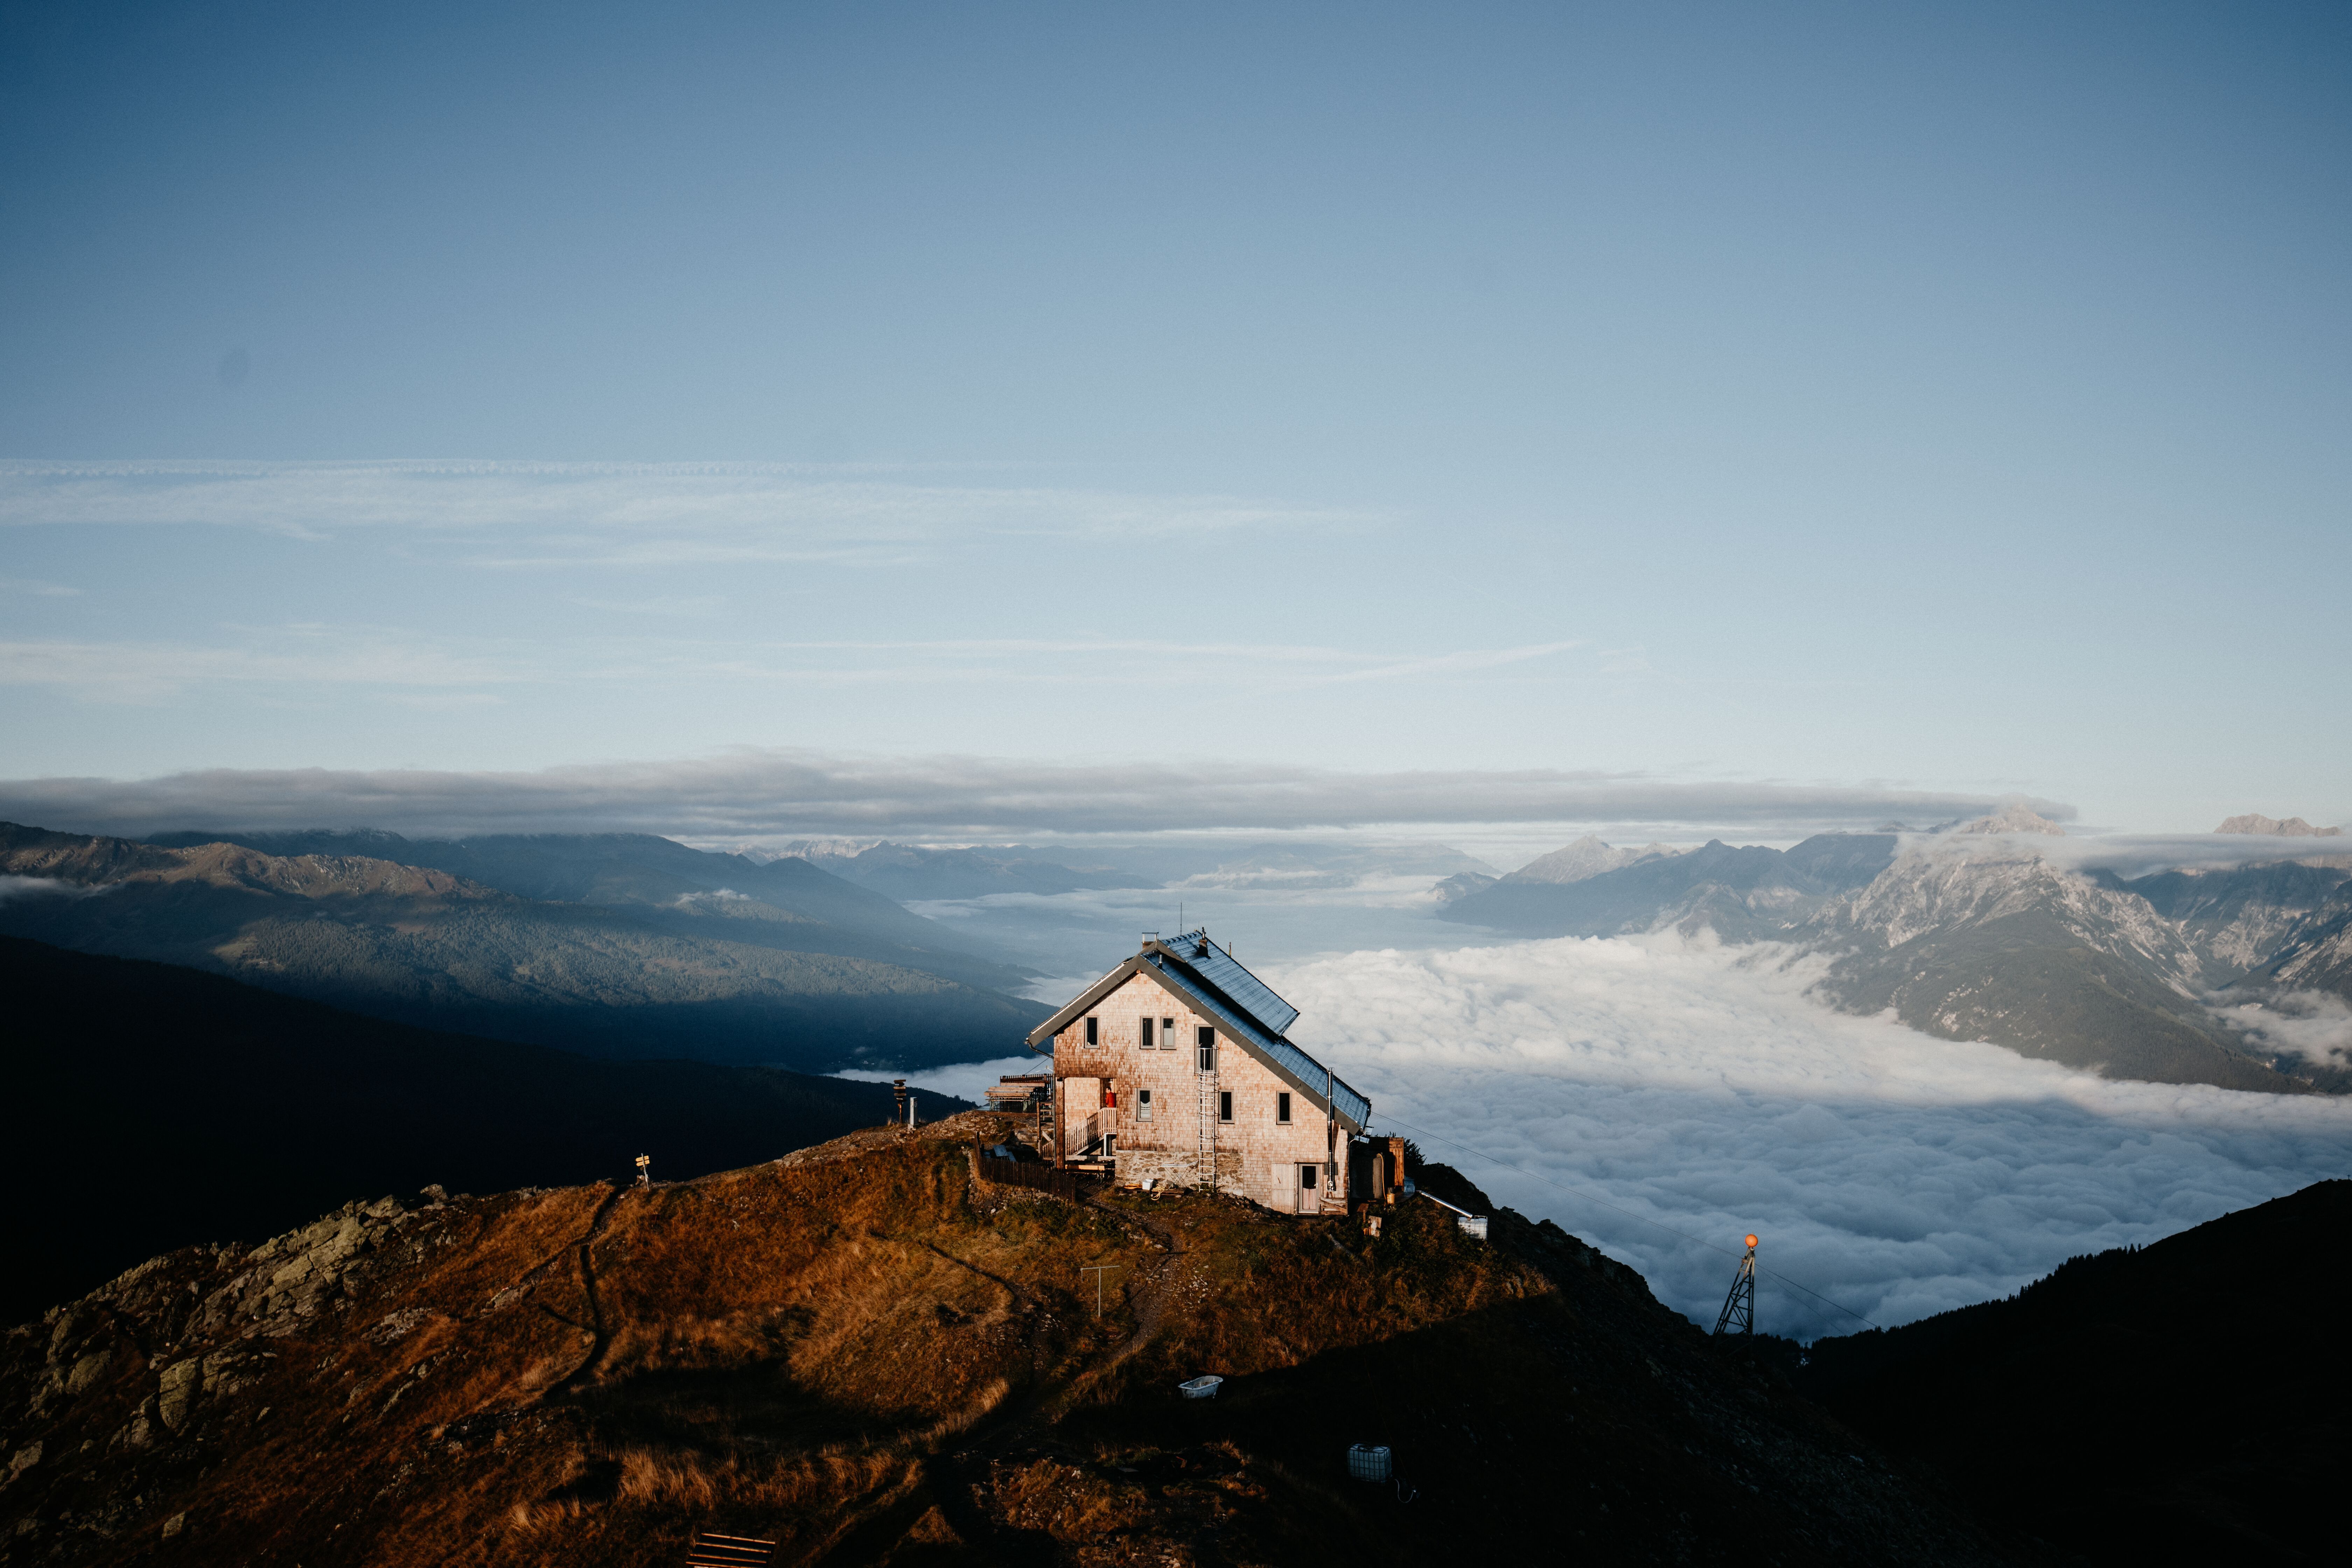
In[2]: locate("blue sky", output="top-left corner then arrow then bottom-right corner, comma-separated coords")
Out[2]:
3,2 -> 2346,840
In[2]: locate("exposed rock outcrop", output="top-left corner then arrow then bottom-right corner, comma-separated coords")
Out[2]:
2216,813 -> 2343,837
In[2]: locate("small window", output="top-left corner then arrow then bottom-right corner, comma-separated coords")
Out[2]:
1085,1016 -> 1098,1046
1218,1090 -> 1233,1123
1276,1092 -> 1292,1124
1161,1016 -> 1177,1049
1138,1088 -> 1152,1107
1140,1016 -> 1154,1049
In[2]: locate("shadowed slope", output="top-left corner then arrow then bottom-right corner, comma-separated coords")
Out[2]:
1801,1179 -> 2352,1565
0,937 -> 961,1324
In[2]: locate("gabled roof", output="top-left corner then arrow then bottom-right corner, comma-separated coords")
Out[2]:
1026,929 -> 1370,1133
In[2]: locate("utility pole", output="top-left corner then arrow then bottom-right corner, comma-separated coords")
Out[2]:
1325,1065 -> 1337,1214
1079,1264 -> 1123,1318
1713,1234 -> 1758,1336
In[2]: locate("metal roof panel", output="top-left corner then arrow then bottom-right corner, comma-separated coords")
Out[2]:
1155,929 -> 1300,1036
1147,954 -> 1370,1131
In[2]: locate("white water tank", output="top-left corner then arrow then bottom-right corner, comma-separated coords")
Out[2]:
1348,1444 -> 1392,1482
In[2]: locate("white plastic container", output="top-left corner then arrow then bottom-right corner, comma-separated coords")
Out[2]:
1347,1444 -> 1392,1482
1178,1375 -> 1224,1400
1456,1215 -> 1489,1241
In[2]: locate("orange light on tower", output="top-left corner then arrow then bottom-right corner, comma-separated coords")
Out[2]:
1745,1234 -> 1759,1249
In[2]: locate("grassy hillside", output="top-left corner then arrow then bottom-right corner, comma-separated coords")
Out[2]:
1800,1179 -> 2352,1564
0,823 -> 1046,1073
1,938 -> 967,1325
0,1120 -> 2025,1566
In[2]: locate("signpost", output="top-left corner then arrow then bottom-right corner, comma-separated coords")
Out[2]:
1079,1263 -> 1123,1318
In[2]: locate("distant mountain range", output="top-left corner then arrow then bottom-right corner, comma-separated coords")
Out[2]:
1440,814 -> 2352,1093
0,822 -> 1049,1073
2,936 -> 954,1325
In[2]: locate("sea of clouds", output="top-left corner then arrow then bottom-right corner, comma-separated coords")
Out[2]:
895,931 -> 2352,1342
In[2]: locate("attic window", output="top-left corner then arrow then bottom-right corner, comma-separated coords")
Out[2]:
1085,1016 -> 1098,1046
1140,1016 -> 1154,1049
1277,1092 -> 1292,1124
1162,1016 -> 1176,1049
1218,1090 -> 1233,1123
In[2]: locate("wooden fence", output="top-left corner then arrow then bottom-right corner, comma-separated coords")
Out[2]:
685,1530 -> 775,1567
969,1142 -> 1081,1201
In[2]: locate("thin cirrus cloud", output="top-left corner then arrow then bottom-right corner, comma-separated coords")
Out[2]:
0,747 -> 2072,842
0,634 -> 531,702
0,460 -> 1377,566
0,627 -> 1603,703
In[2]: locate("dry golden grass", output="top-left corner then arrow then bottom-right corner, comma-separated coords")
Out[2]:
0,1118 -> 2021,1568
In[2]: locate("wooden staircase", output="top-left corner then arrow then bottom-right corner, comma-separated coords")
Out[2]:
685,1530 -> 776,1567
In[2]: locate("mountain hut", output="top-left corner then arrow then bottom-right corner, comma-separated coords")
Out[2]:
1026,929 -> 1400,1214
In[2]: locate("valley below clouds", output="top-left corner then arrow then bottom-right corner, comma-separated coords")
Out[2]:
1286,934 -> 2352,1339
898,925 -> 2352,1341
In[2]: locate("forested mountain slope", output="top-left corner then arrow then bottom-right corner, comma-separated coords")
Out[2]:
0,823 -> 1045,1072
141,827 -> 1028,990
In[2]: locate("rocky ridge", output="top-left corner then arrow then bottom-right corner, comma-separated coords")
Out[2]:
2216,813 -> 2343,837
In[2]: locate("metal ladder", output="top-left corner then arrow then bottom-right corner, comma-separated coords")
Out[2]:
1196,1048 -> 1218,1190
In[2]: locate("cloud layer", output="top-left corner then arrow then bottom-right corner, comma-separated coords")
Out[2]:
0,460 -> 1371,566
0,750 -> 2072,843
1250,934 -> 2352,1339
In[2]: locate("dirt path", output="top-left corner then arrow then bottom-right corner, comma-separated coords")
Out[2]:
798,1192 -> 1192,1565
548,1182 -> 628,1398
1080,1197 -> 1184,1380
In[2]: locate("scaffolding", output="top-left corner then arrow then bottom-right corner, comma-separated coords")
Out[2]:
1713,1233 -> 1758,1336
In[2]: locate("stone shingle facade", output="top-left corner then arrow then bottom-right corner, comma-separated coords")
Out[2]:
1028,931 -> 1373,1213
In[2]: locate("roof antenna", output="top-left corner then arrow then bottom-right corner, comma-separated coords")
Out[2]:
1713,1234 -> 1758,1336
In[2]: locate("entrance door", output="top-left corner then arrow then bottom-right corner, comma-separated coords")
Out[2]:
1296,1162 -> 1319,1213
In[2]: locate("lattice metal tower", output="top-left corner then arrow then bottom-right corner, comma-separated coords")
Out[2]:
1713,1233 -> 1758,1336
